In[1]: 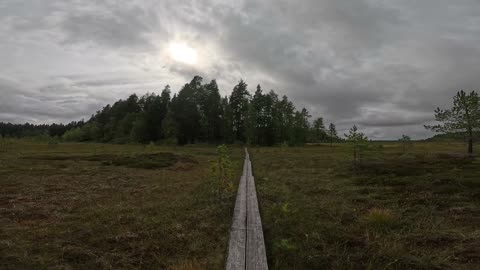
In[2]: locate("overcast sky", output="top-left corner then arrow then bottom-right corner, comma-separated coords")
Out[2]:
1,0 -> 480,139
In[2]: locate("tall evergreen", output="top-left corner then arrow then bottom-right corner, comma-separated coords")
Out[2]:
276,95 -> 296,144
204,80 -> 223,143
221,96 -> 234,144
328,123 -> 338,146
172,76 -> 203,145
248,85 -> 265,145
425,90 -> 480,156
229,80 -> 250,143
292,108 -> 311,145
311,117 -> 326,142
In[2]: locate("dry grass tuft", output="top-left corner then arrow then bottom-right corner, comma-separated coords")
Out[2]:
362,208 -> 396,231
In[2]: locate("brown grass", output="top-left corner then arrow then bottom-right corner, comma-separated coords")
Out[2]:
0,141 -> 242,269
251,142 -> 480,269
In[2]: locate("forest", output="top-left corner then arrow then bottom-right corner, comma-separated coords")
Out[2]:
0,76 -> 340,146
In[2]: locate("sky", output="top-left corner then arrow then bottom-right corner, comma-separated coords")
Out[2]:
1,0 -> 480,139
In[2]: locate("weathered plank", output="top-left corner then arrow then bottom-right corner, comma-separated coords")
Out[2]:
226,149 -> 268,270
226,169 -> 247,269
245,158 -> 268,270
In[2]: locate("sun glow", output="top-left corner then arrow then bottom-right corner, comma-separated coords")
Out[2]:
168,42 -> 198,65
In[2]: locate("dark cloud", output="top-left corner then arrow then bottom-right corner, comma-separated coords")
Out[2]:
1,0 -> 480,139
59,2 -> 162,50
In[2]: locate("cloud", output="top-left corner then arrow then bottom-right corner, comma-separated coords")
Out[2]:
59,2 -> 163,50
1,0 -> 480,139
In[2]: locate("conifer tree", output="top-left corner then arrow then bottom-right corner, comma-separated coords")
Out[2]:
425,90 -> 480,156
229,80 -> 250,143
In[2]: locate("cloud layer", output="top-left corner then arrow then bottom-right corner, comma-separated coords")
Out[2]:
1,0 -> 480,139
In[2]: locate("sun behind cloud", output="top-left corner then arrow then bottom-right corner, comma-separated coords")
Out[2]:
168,42 -> 198,65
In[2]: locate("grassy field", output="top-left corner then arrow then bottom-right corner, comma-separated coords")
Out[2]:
251,142 -> 480,269
2,140 -> 480,269
0,140 -> 242,269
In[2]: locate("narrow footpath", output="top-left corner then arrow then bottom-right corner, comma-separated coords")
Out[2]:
226,149 -> 268,270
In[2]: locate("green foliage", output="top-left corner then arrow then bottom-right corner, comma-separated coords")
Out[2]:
130,113 -> 149,143
425,90 -> 480,155
230,80 -> 250,143
344,125 -> 368,165
276,95 -> 296,145
161,109 -> 177,142
310,117 -> 327,142
211,144 -> 234,201
247,86 -> 282,146
2,76 -> 334,147
398,134 -> 412,153
62,127 -> 89,141
290,108 -> 311,145
0,121 -> 84,138
203,80 -> 223,143
328,123 -> 339,146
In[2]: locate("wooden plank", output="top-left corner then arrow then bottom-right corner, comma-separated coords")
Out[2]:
226,159 -> 248,269
226,149 -> 268,270
245,173 -> 268,269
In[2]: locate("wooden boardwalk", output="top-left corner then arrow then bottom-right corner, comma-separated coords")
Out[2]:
226,149 -> 268,270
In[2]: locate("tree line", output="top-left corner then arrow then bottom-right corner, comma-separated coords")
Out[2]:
1,78 -> 478,154
0,121 -> 84,138
0,76 -> 341,146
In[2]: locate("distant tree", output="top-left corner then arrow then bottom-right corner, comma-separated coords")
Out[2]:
311,117 -> 326,142
221,96 -> 234,144
425,90 -> 480,157
0,121 -> 83,139
344,125 -> 368,166
264,90 -> 279,146
328,123 -> 338,147
204,80 -> 223,143
247,85 -> 265,145
63,127 -> 88,141
130,113 -> 149,143
229,80 -> 250,143
172,76 -> 203,145
276,95 -> 295,145
159,85 -> 172,139
291,108 -> 311,145
161,109 -> 177,144
398,134 -> 412,153
115,113 -> 137,142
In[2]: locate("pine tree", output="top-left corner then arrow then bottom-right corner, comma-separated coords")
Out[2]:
130,113 -> 149,142
425,90 -> 480,156
311,117 -> 326,142
248,85 -> 264,145
344,125 -> 368,165
264,90 -> 279,146
221,96 -> 234,144
229,80 -> 250,143
159,85 -> 172,139
292,108 -> 311,145
172,76 -> 203,145
276,95 -> 295,144
204,80 -> 223,143
399,134 -> 412,153
328,123 -> 338,146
